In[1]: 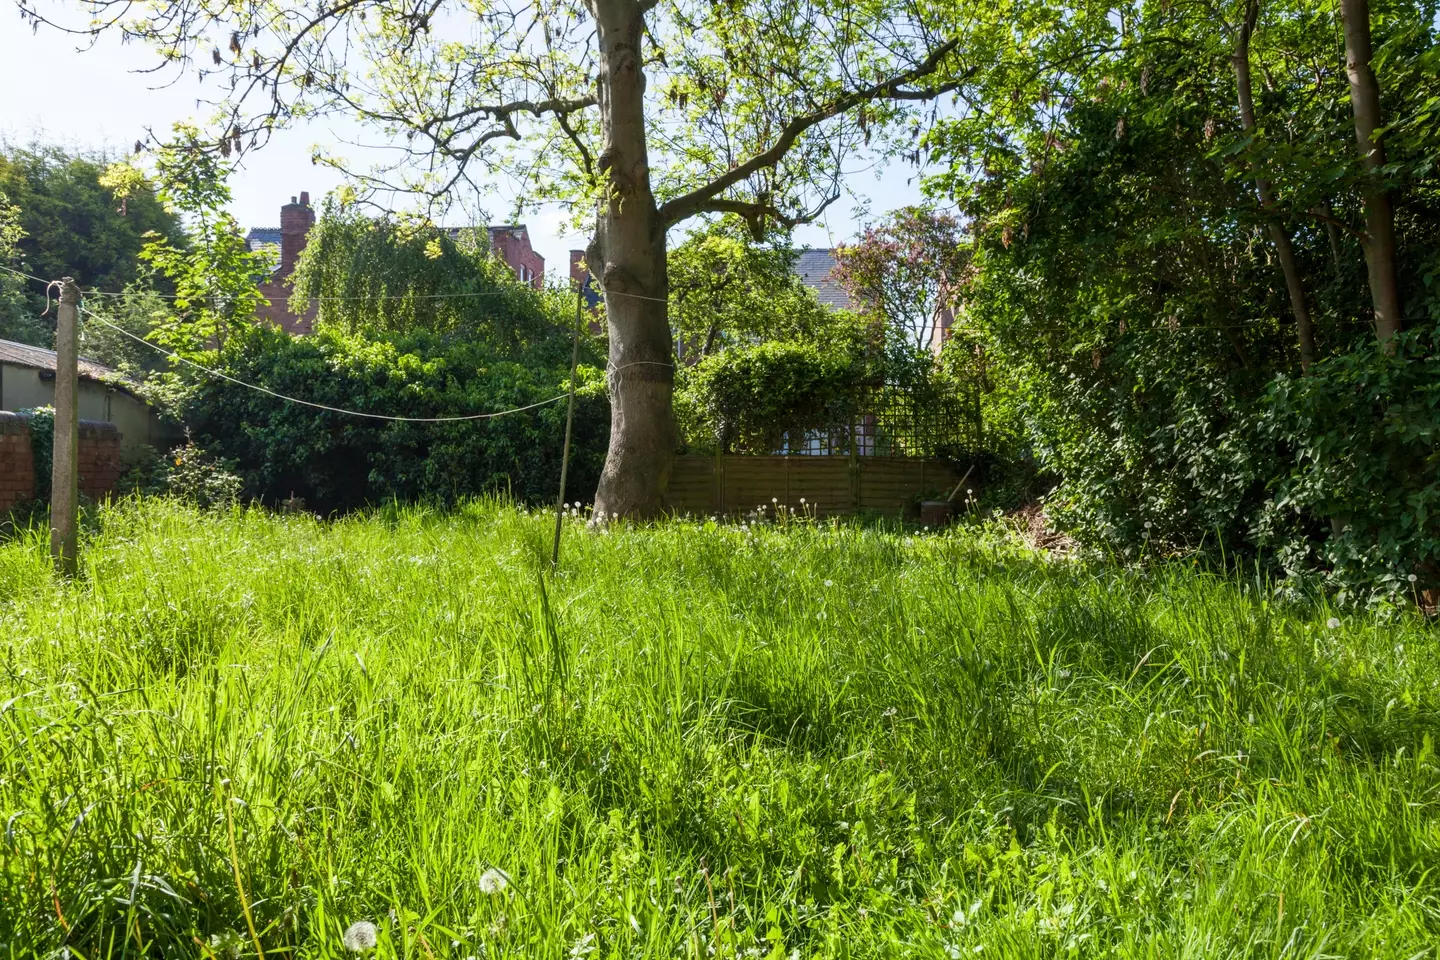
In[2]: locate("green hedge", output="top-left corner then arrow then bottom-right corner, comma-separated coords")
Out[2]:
180,326 -> 608,512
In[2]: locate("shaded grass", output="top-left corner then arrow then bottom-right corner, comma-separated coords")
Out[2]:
1,498 -> 1438,958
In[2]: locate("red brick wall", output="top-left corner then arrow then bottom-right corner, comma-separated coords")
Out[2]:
0,413 -> 34,511
490,228 -> 545,289
77,421 -> 123,500
0,413 -> 123,512
256,278 -> 317,335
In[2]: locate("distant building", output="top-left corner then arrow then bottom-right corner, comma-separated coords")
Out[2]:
791,248 -> 855,311
568,250 -> 603,312
791,246 -> 954,352
246,192 -> 318,336
0,339 -> 175,456
485,226 -> 545,289
245,194 -> 547,335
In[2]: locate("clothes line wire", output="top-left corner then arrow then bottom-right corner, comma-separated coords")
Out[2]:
78,305 -> 568,423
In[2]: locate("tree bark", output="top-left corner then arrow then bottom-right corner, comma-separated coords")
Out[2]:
1233,0 -> 1317,371
1340,0 -> 1404,342
589,0 -> 676,519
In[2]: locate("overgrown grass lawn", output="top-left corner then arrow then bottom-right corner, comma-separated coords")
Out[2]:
2,501 -> 1438,958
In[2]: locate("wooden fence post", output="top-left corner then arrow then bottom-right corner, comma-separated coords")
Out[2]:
51,278 -> 80,576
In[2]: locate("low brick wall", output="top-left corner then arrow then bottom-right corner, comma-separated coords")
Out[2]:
0,411 -> 124,512
0,413 -> 34,509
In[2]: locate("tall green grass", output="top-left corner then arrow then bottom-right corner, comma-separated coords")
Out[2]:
1,499 -> 1437,958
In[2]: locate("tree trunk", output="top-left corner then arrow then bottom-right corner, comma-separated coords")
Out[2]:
590,0 -> 675,519
1340,0 -> 1404,342
1234,0 -> 1317,372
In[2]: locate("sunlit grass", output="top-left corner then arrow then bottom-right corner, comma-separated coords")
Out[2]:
1,499 -> 1438,958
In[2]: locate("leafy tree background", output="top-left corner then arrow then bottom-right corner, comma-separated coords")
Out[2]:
0,140 -> 182,344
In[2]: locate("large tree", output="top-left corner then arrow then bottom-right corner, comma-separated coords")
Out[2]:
20,0 -> 980,516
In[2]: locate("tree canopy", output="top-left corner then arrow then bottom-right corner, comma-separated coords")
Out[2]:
0,141 -> 183,344
19,0 -> 985,514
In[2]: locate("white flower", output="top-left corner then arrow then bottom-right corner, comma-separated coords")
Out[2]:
1408,574 -> 1418,583
771,497 -> 778,503
824,579 -> 833,587
479,867 -> 510,894
799,497 -> 806,503
1327,617 -> 1341,629
343,920 -> 378,952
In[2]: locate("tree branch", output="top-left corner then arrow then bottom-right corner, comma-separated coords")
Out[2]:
658,37 -> 967,226
693,191 -> 841,238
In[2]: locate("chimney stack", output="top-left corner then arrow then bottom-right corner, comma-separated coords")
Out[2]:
569,250 -> 590,290
278,192 -> 316,277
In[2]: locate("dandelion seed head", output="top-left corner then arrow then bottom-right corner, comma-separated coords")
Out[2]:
1327,617 -> 1341,629
343,920 -> 378,952
1408,574 -> 1418,583
479,867 -> 510,894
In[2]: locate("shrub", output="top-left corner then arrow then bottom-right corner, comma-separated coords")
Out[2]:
678,341 -> 866,453
1260,326 -> 1440,605
179,325 -> 608,511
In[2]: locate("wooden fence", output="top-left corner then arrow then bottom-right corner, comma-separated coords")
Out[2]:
667,454 -> 968,518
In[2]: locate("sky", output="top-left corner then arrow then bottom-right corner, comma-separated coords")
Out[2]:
1,16 -> 932,283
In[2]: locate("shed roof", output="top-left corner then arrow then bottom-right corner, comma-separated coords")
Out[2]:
0,338 -> 137,387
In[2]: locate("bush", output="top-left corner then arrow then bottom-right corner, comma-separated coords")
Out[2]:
678,341 -> 866,453
1260,326 -> 1440,605
179,325 -> 608,511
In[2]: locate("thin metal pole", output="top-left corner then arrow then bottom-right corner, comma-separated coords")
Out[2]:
51,278 -> 80,576
551,284 -> 584,568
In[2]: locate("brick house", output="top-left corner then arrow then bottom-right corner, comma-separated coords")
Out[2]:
245,192 -> 320,335
245,196 -> 547,335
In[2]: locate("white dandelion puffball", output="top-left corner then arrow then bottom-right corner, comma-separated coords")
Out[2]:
1326,617 -> 1341,629
343,920 -> 378,952
479,867 -> 510,894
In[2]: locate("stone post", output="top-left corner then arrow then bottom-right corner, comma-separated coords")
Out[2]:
51,278 -> 80,576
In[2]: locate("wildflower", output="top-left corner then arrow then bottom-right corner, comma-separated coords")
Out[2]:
479,867 -> 510,894
799,497 -> 806,504
1326,617 -> 1340,629
570,933 -> 597,957
343,920 -> 378,952
1408,574 -> 1418,583
882,706 -> 897,717
824,579 -> 833,587
772,497 -> 778,503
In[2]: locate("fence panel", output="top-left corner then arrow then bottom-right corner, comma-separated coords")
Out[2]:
668,454 -> 966,518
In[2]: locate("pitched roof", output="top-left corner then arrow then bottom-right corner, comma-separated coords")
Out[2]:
0,338 -> 131,384
792,248 -> 853,310
245,227 -> 282,252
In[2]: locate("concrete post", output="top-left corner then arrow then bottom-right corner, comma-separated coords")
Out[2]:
50,278 -> 80,576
